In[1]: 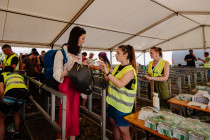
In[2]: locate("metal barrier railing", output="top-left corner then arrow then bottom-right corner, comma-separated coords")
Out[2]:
24,76 -> 67,140
84,73 -> 108,140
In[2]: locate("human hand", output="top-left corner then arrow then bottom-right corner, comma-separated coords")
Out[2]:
146,76 -> 152,80
188,59 -> 192,61
82,60 -> 90,65
98,61 -> 108,74
72,56 -> 79,64
198,57 -> 202,60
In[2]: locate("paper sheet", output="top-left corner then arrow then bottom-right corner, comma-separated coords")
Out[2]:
188,102 -> 207,109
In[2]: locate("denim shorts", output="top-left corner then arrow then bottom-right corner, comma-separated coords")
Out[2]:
108,105 -> 130,127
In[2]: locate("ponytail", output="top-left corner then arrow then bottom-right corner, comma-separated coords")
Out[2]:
118,45 -> 137,73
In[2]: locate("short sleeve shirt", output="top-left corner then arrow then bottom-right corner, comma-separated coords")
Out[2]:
184,54 -> 196,67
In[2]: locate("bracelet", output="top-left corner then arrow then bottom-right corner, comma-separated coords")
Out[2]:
66,69 -> 70,72
106,71 -> 111,77
152,77 -> 154,81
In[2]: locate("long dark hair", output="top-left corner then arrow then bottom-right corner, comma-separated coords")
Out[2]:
98,52 -> 111,69
67,26 -> 86,55
118,45 -> 137,73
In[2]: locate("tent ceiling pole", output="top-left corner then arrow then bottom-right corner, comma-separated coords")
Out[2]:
1,0 -> 10,40
74,23 -> 134,36
109,13 -> 176,50
151,0 -> 201,25
161,47 -> 210,52
71,23 -> 166,40
202,25 -> 206,51
145,25 -> 201,51
50,0 -> 94,47
110,50 -> 113,65
143,51 -> 146,65
178,11 -> 210,15
0,40 -> 49,46
0,8 -> 69,24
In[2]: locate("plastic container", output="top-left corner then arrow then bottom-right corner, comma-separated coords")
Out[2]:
157,122 -> 173,138
153,92 -> 160,110
173,127 -> 189,140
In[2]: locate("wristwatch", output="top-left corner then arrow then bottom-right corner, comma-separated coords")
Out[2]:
106,71 -> 111,77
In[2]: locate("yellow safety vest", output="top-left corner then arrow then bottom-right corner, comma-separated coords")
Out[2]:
148,59 -> 167,77
107,65 -> 137,113
1,72 -> 27,95
3,53 -> 19,70
203,57 -> 210,68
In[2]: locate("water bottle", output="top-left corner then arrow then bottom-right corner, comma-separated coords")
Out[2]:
153,92 -> 160,110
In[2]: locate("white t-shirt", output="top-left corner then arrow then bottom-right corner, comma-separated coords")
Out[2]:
53,45 -> 82,83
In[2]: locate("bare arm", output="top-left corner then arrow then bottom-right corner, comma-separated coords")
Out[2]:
0,82 -> 4,100
20,63 -> 25,70
99,62 -> 134,88
198,57 -> 207,63
106,70 -> 134,88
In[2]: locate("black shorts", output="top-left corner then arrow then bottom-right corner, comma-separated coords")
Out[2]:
0,88 -> 29,114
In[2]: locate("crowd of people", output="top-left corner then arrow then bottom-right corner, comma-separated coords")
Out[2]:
0,26 -> 209,140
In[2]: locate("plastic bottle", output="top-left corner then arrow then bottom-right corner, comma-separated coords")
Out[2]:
153,92 -> 160,110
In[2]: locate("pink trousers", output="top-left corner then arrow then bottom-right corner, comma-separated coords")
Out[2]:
57,77 -> 80,138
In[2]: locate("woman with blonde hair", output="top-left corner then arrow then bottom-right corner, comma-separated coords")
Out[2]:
146,46 -> 170,108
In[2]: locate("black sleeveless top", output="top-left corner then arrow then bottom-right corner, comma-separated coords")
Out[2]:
114,65 -> 135,90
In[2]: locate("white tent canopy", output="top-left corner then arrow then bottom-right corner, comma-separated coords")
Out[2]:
0,0 -> 210,51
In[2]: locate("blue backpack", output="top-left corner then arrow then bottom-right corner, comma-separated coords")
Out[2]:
44,48 -> 68,80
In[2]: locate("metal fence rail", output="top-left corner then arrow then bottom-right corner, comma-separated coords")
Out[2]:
24,76 -> 67,140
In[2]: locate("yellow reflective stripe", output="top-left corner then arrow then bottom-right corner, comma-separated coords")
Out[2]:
107,94 -> 134,106
6,81 -> 25,87
108,83 -> 136,97
5,76 -> 23,85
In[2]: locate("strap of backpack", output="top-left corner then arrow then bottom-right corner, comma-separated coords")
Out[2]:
60,49 -> 68,65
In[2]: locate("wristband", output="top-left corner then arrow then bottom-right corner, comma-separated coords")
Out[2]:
152,77 -> 154,81
106,71 -> 111,77
66,69 -> 70,72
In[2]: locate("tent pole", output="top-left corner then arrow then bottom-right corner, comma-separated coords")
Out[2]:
202,25 -> 206,51
144,51 -> 146,65
146,25 -> 201,51
109,13 -> 176,50
110,50 -> 113,65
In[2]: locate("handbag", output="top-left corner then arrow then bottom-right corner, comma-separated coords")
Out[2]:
68,62 -> 93,95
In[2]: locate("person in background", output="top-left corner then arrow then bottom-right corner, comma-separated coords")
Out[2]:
53,26 -> 89,140
20,51 -> 40,78
198,52 -> 210,68
0,66 -> 29,140
146,47 -> 170,108
39,50 -> 45,69
99,45 -> 137,140
82,52 -> 113,108
184,50 -> 197,67
82,52 -> 87,62
19,53 -> 24,69
88,52 -> 94,60
198,52 -> 210,79
98,52 -> 112,72
0,44 -> 19,70
31,48 -> 41,72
